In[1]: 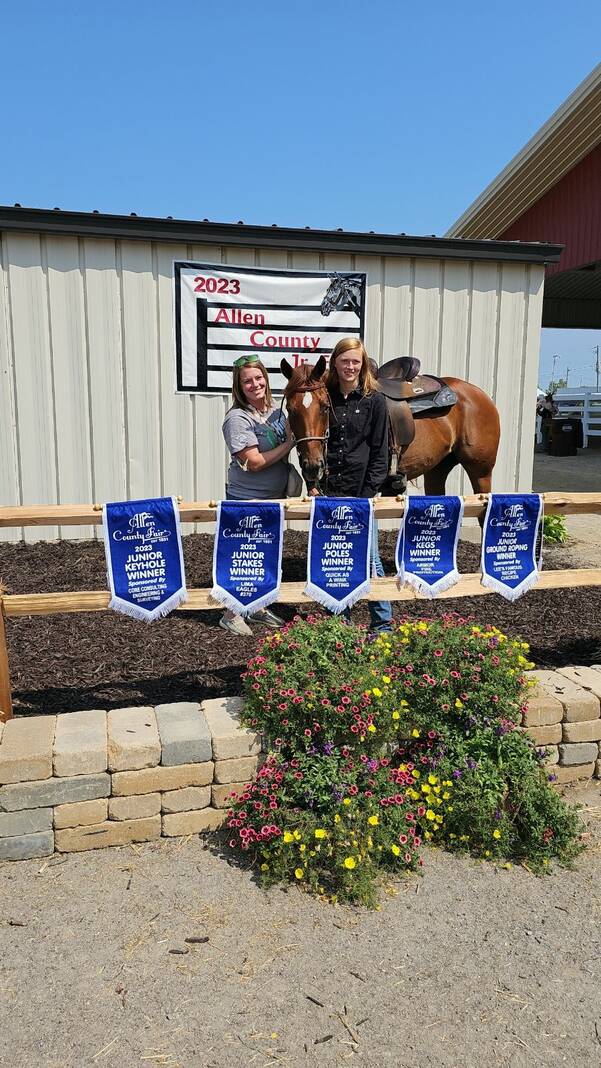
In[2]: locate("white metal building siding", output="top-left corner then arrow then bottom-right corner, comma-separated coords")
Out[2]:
0,231 -> 544,542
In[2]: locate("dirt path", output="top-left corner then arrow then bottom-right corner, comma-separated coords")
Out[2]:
1,782 -> 601,1068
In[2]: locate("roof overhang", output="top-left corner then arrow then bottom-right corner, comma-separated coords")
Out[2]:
0,205 -> 562,265
445,64 -> 601,240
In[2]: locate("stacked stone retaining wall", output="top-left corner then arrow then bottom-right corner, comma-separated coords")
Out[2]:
0,697 -> 259,861
1,666 -> 601,861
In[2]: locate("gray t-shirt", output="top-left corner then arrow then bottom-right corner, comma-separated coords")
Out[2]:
222,405 -> 289,499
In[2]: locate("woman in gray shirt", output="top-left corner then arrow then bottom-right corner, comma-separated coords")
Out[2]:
220,355 -> 294,636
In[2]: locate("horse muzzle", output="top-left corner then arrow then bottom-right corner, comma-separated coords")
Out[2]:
302,459 -> 326,486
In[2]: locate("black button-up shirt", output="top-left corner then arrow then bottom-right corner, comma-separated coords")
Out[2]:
326,387 -> 389,498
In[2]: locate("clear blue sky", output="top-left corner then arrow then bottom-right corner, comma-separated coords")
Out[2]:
2,0 -> 600,385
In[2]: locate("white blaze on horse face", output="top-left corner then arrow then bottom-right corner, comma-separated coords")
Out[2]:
302,392 -> 312,409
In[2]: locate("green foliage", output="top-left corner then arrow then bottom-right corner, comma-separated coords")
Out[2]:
226,615 -> 584,905
543,514 -> 568,544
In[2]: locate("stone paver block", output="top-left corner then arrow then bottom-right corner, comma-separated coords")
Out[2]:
557,666 -> 601,702
524,724 -> 562,746
530,670 -> 599,723
0,773 -> 110,812
161,786 -> 210,814
559,742 -> 599,766
53,710 -> 107,776
155,702 -> 212,766
107,707 -> 160,772
108,794 -> 161,821
0,830 -> 54,861
55,815 -> 161,853
111,762 -> 213,797
212,782 -> 250,808
162,808 -> 226,837
0,807 -> 53,838
562,719 -> 601,744
54,799 -> 108,830
0,716 -> 56,784
521,679 -> 563,728
549,763 -> 595,785
202,697 -> 261,760
213,756 -> 258,785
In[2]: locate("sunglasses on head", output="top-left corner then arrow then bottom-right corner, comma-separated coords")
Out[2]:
234,354 -> 261,368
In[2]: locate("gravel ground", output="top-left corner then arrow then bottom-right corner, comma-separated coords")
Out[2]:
1,781 -> 601,1068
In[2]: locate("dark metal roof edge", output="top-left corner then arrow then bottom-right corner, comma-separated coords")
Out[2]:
0,206 -> 564,264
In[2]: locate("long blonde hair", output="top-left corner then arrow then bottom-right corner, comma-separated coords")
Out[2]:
327,338 -> 378,395
230,357 -> 274,411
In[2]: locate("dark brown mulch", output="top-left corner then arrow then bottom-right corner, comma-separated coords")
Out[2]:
1,533 -> 600,717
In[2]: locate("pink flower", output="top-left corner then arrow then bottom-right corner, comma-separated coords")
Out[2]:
434,649 -> 443,657
304,729 -> 312,737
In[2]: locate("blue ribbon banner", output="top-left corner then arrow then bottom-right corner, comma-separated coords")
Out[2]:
481,493 -> 543,601
305,497 -> 373,613
103,497 -> 187,622
395,495 -> 464,598
211,501 -> 284,616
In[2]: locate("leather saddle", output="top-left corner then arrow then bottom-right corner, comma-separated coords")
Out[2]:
373,357 -> 459,484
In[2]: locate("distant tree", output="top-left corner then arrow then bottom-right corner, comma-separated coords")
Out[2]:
548,377 -> 567,392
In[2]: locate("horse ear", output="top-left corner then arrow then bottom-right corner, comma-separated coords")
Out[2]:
280,358 -> 293,380
309,355 -> 327,380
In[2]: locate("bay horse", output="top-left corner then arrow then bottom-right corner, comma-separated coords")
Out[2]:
281,355 -> 500,496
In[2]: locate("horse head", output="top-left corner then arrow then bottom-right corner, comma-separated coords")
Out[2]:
320,274 -> 362,318
281,356 -> 329,491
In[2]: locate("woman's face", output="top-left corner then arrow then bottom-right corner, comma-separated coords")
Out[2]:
334,348 -> 363,391
240,365 -> 268,408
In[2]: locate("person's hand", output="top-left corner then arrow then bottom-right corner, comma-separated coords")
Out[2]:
308,487 -> 320,497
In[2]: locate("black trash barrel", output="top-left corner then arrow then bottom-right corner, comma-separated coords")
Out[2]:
548,417 -> 582,456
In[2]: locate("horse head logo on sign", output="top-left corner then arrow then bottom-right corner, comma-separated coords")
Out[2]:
321,274 -> 363,319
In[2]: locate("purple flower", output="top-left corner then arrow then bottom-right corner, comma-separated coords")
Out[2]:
494,809 -> 502,820
466,758 -> 477,770
452,769 -> 462,779
323,742 -> 335,755
367,759 -> 378,772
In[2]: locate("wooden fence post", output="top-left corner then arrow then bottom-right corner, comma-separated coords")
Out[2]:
0,596 -> 13,722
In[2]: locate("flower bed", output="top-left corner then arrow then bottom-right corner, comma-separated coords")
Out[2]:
226,615 -> 584,906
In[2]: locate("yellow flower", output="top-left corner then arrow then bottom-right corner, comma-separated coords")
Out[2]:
442,791 -> 451,800
484,850 -> 491,858
299,844 -> 306,852
392,711 -> 400,720
372,687 -> 382,698
411,729 -> 420,738
260,863 -> 269,871
421,783 -> 431,794
294,868 -> 304,879
293,830 -> 302,841
400,700 -> 409,707
343,798 -> 351,806
314,829 -> 327,839
455,699 -> 464,709
492,829 -> 501,839
283,832 -> 294,844
382,675 -> 391,684
343,857 -> 356,869
412,770 -> 420,779
428,775 -> 437,785
367,815 -> 379,826
334,814 -> 341,823
391,844 -> 400,856
426,809 -> 436,821
367,724 -> 376,733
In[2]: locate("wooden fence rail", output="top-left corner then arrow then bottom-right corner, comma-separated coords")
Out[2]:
0,494 -> 600,723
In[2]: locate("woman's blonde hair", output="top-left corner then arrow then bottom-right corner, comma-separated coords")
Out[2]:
327,338 -> 378,395
230,357 -> 274,411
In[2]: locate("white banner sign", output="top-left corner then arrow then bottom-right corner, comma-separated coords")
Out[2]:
174,262 -> 366,394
